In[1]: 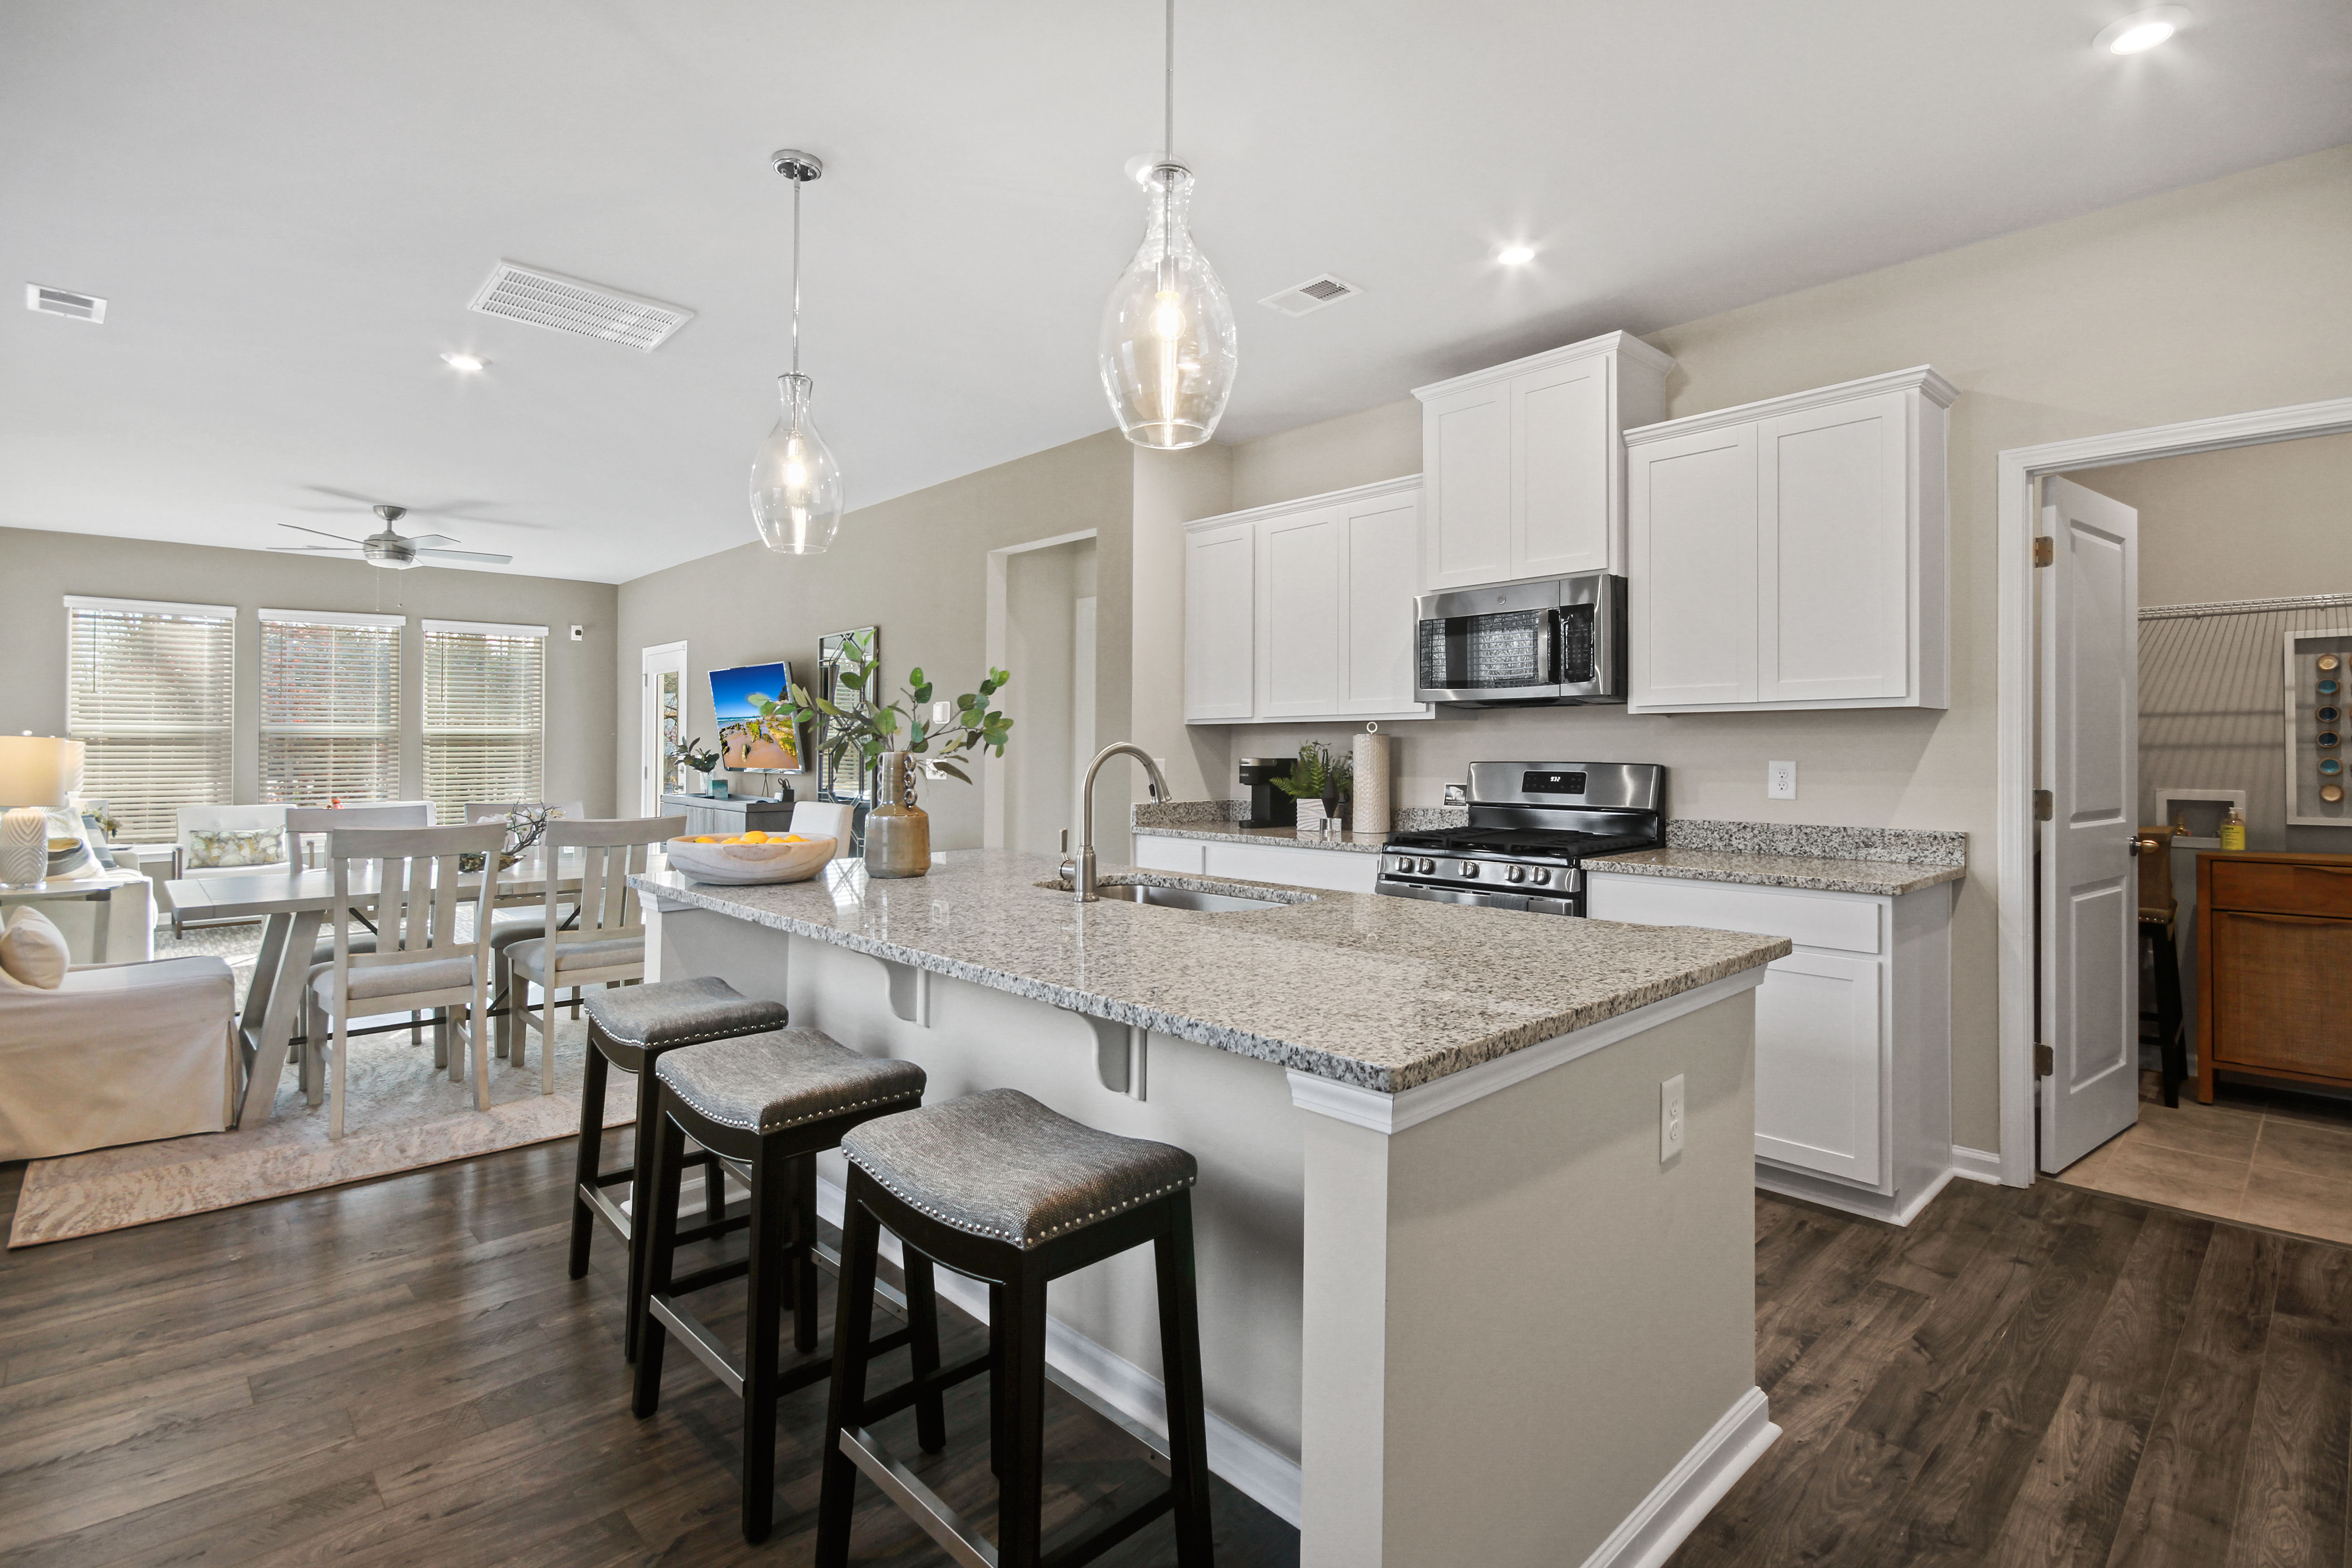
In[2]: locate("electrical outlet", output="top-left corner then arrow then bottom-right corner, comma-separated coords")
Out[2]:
1661,1074 -> 1686,1162
1767,760 -> 1797,800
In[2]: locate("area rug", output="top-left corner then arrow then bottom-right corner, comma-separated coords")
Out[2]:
8,921 -> 637,1248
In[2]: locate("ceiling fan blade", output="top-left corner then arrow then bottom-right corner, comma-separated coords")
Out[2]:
416,549 -> 513,565
279,521 -> 367,544
269,545 -> 366,555
402,533 -> 460,549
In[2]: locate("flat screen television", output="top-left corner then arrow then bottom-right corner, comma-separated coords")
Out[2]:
709,661 -> 804,772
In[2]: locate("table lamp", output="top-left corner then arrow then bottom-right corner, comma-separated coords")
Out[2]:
0,735 -> 90,887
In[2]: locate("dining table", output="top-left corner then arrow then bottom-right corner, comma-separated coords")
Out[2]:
165,846 -> 594,1127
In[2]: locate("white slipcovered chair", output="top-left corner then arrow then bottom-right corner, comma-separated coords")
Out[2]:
0,956 -> 236,1159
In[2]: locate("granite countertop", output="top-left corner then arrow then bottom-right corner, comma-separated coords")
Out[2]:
1585,848 -> 1964,897
632,848 -> 1786,1094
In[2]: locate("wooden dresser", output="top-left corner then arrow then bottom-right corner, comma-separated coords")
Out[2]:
2195,851 -> 2352,1102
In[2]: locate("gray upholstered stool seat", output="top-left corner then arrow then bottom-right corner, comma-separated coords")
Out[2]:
842,1088 -> 1198,1251
656,1029 -> 926,1136
583,975 -> 788,1050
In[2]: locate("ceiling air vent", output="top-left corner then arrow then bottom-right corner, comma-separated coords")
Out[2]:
1258,273 -> 1361,318
466,261 -> 694,351
25,284 -> 106,323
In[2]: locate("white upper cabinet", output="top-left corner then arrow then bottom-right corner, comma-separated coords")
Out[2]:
1627,366 -> 1955,714
1414,331 -> 1672,591
1183,477 -> 1431,725
1182,519 -> 1255,722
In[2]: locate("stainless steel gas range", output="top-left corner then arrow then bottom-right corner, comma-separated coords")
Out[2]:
1375,761 -> 1664,917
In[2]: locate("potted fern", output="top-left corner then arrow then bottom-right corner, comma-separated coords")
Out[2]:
1271,741 -> 1353,831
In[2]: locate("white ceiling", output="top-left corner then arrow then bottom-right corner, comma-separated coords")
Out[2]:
3,1 -> 2346,584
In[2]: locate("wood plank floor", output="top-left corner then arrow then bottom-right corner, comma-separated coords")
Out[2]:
4,1147 -> 2347,1567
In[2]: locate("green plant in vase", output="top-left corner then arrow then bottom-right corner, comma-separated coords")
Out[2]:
670,735 -> 721,794
757,642 -> 1013,877
1271,740 -> 1354,829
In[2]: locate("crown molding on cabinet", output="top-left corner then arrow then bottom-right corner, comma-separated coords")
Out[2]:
1178,471 -> 1423,535
1411,329 -> 1676,403
1624,364 -> 1960,446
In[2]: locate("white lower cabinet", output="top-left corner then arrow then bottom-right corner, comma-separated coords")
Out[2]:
1587,869 -> 1955,1225
1132,834 -> 1381,895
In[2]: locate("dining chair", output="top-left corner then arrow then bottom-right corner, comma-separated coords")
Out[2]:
788,801 -> 856,859
285,802 -> 433,870
310,823 -> 505,1137
499,815 -> 685,1094
465,801 -> 588,825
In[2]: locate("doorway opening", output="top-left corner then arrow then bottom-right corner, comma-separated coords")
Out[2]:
983,530 -> 1102,859
640,640 -> 688,817
2000,397 -> 2352,1240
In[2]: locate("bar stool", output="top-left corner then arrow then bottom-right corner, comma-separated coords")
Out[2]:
816,1089 -> 1214,1568
632,1027 -> 950,1544
569,976 -> 792,1360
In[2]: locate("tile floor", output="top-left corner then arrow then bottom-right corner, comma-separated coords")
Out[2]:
2056,1068 -> 2352,1245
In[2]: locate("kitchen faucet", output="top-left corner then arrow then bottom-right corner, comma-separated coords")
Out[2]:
1063,742 -> 1169,901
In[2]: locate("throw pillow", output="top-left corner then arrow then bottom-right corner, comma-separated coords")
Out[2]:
0,906 -> 70,989
187,826 -> 284,869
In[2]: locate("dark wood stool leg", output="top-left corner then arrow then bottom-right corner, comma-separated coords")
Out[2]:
814,1184 -> 884,1568
739,1136 -> 792,1544
989,1281 -> 1009,1479
2153,921 -> 2186,1108
701,1151 -> 727,1225
566,1039 -> 609,1280
622,1048 -> 660,1364
997,1265 -> 1050,1568
791,1154 -> 820,1355
902,1248 -> 948,1454
629,1099 -> 687,1418
1154,1195 -> 1215,1566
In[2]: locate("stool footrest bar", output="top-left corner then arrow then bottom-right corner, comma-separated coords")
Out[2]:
578,1182 -> 632,1243
668,1256 -> 753,1297
856,1349 -> 992,1424
840,1426 -> 1000,1568
649,1294 -> 744,1399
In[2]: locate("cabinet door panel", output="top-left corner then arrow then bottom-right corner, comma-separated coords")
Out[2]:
1753,951 -> 1885,1185
2210,910 -> 2352,1078
1133,836 -> 1207,875
1183,522 -> 1255,721
1201,840 -> 1379,894
1628,426 -> 1758,707
1515,358 -> 1611,578
1256,509 -> 1342,718
1422,388 -> 1513,590
1340,495 -> 1422,714
1758,394 -> 1908,702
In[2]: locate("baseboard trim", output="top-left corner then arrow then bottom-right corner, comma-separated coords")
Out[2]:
1576,1385 -> 1777,1568
1754,1161 -> 1956,1227
1950,1145 -> 2004,1185
814,1174 -> 1304,1527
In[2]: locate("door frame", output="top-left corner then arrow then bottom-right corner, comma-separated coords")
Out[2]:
640,640 -> 688,817
1994,395 -> 2352,1187
983,528 -> 1098,850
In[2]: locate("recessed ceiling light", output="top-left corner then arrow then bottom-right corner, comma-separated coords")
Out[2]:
2095,5 -> 2188,54
1496,245 -> 1536,265
441,352 -> 489,372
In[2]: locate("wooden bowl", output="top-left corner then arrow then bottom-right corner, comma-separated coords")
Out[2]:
663,835 -> 835,886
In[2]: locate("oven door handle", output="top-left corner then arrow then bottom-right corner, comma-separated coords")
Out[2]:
1538,608 -> 1562,684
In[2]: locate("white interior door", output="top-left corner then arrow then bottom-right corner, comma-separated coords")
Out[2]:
2038,476 -> 2139,1172
640,641 -> 687,817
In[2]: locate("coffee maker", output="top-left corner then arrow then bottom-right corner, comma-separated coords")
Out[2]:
1238,756 -> 1297,828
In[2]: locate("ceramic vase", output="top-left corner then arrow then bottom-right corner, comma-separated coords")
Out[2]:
863,750 -> 930,877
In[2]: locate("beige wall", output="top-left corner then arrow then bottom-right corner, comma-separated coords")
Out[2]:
0,524 -> 619,815
2091,431 -> 2352,608
1155,144 -> 2352,1155
615,431 -> 1134,859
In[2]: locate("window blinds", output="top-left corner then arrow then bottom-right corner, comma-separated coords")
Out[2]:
64,597 -> 236,840
422,623 -> 545,825
259,611 -> 402,807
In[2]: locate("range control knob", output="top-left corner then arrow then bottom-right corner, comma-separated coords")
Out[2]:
1417,858 -> 1436,875
1504,865 -> 1527,883
1457,861 -> 1480,878
1530,868 -> 1553,886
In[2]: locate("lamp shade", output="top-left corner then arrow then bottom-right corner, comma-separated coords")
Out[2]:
0,736 -> 85,809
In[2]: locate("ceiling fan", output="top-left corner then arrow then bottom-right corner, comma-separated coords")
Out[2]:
272,505 -> 513,570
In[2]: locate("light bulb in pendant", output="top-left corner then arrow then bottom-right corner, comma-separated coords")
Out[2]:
1099,162 -> 1236,450
750,372 -> 843,554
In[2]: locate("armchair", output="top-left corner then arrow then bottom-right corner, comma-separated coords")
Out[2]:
0,956 -> 236,1159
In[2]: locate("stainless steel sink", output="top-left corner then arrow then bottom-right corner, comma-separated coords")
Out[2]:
1093,883 -> 1288,912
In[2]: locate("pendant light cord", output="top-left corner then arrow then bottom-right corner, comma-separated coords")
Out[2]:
1163,0 -> 1174,163
1158,0 -> 1176,287
789,174 -> 803,378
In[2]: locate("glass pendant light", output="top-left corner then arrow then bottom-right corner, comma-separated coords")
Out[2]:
750,150 -> 845,554
1098,0 -> 1236,450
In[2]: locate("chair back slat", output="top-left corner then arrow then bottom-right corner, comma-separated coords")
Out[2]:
323,823 -> 505,975
543,816 -> 682,945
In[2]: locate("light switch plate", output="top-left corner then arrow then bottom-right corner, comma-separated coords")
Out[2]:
1661,1074 -> 1686,1162
1767,760 -> 1797,800
929,700 -> 954,725
569,625 -> 585,642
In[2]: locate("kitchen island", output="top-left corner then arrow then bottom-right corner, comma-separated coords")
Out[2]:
633,848 -> 1788,1568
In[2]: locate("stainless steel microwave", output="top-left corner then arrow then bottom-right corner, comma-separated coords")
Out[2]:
1413,573 -> 1627,708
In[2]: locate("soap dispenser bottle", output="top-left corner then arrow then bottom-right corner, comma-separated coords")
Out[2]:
2219,805 -> 2247,852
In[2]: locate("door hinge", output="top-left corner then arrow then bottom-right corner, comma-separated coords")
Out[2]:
2033,536 -> 2054,567
2035,1041 -> 2054,1078
2034,789 -> 2053,821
